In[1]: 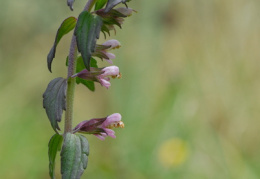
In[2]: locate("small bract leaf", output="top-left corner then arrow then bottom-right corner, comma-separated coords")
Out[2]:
74,11 -> 102,70
61,133 -> 89,179
47,17 -> 77,72
43,77 -> 67,132
48,134 -> 63,179
95,0 -> 107,10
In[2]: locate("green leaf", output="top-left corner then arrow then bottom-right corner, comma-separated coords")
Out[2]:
48,134 -> 63,179
43,77 -> 67,132
95,0 -> 107,10
47,17 -> 77,72
74,11 -> 102,70
61,133 -> 89,179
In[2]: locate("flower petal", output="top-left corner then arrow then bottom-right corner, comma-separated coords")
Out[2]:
98,78 -> 111,89
101,66 -> 119,77
102,39 -> 121,49
94,134 -> 106,140
103,128 -> 116,138
102,113 -> 122,127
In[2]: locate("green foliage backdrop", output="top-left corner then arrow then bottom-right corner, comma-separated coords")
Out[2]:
1,0 -> 260,178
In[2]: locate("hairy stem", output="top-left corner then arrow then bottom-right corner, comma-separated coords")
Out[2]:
64,36 -> 77,133
64,0 -> 97,134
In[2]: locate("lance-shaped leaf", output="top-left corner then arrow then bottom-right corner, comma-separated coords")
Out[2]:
43,77 -> 67,132
104,0 -> 131,13
61,133 -> 89,179
74,11 -> 102,70
47,17 -> 77,72
95,0 -> 107,10
48,134 -> 63,179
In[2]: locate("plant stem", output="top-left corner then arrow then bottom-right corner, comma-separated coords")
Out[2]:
64,36 -> 77,133
64,0 -> 97,134
84,0 -> 97,11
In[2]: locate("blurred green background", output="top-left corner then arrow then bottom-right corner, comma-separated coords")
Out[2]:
1,0 -> 260,178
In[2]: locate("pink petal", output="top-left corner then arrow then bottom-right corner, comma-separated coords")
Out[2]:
102,39 -> 121,49
101,66 -> 119,77
105,59 -> 113,64
102,113 -> 122,127
103,128 -> 116,138
94,134 -> 106,140
99,78 -> 111,89
104,52 -> 116,60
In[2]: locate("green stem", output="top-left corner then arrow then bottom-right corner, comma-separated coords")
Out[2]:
64,0 -> 97,134
64,36 -> 77,133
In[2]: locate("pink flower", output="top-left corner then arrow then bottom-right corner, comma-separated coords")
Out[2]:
71,66 -> 121,89
93,39 -> 121,64
102,39 -> 121,49
114,7 -> 135,17
73,113 -> 124,140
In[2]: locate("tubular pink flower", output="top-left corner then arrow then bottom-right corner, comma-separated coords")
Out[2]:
102,39 -> 121,49
102,113 -> 121,127
73,113 -> 124,140
101,66 -> 119,77
93,39 -> 121,63
72,66 -> 121,89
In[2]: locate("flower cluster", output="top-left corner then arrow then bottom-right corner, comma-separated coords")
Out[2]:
71,3 -> 135,140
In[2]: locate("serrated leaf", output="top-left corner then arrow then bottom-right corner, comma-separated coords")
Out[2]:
48,134 -> 63,179
104,0 -> 131,13
74,11 -> 102,70
43,77 -> 67,132
95,0 -> 107,10
47,17 -> 77,72
61,133 -> 89,179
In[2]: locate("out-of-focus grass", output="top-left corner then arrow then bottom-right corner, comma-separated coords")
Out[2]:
1,0 -> 260,178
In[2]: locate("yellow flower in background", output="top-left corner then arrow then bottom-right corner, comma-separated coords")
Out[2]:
158,138 -> 189,168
